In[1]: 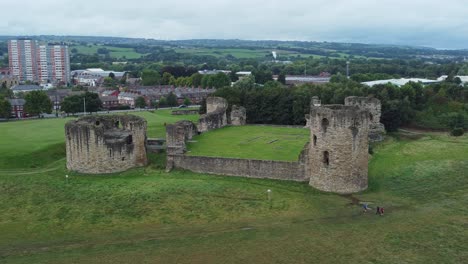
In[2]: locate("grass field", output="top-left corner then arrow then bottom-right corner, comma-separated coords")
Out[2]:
187,125 -> 309,161
174,47 -> 319,59
0,113 -> 467,263
74,45 -> 143,59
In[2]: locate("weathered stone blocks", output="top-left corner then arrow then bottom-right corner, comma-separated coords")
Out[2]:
230,105 -> 247,126
345,96 -> 386,142
308,104 -> 369,194
197,97 -> 228,132
65,115 -> 147,174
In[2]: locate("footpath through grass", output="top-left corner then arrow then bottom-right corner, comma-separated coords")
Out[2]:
187,125 -> 310,161
0,116 -> 467,263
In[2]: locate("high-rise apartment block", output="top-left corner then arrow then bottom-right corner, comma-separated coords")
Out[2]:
8,39 -> 70,85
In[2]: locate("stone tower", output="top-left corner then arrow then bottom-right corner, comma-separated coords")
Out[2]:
308,104 -> 370,193
65,115 -> 147,174
197,97 -> 228,132
345,96 -> 385,142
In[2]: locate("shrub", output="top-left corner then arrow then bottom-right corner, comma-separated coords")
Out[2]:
451,127 -> 464,137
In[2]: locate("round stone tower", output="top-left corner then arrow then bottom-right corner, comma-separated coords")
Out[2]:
65,115 -> 147,174
308,104 -> 369,193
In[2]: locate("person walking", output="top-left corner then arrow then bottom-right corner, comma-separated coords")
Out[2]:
379,207 -> 385,216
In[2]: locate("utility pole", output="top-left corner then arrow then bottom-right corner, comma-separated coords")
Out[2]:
83,96 -> 86,115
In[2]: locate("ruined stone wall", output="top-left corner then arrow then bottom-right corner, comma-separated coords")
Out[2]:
65,115 -> 147,174
171,155 -> 308,182
230,105 -> 246,126
171,110 -> 199,115
345,96 -> 385,142
206,97 -> 228,113
166,120 -> 197,156
308,105 -> 369,193
197,97 -> 228,132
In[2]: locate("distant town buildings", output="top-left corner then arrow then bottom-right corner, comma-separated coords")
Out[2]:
437,75 -> 468,83
362,78 -> 440,87
284,72 -> 331,85
10,84 -> 43,94
8,39 -> 71,85
71,68 -> 126,86
198,70 -> 231,75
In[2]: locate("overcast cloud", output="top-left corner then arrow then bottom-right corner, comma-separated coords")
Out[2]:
1,0 -> 467,49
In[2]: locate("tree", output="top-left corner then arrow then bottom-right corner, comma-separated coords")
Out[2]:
161,72 -> 173,85
141,69 -> 161,86
61,95 -> 82,114
0,98 -> 11,119
108,72 -> 115,79
135,96 -> 146,108
61,92 -> 102,114
212,72 -> 231,88
158,97 -> 167,107
166,92 -> 178,107
278,72 -> 286,85
0,82 -> 13,98
183,97 -> 191,106
83,92 -> 102,113
191,73 -> 203,87
24,91 -> 52,116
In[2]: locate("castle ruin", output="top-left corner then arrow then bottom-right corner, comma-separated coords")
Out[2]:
166,96 -> 382,194
308,104 -> 369,193
65,115 -> 147,174
197,97 -> 228,132
345,96 -> 385,142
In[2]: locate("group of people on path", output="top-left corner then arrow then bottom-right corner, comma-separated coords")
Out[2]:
362,203 -> 384,216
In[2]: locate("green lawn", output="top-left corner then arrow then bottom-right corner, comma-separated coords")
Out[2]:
74,45 -> 143,59
0,109 -> 198,169
187,125 -> 310,161
174,47 -> 316,59
0,115 -> 467,263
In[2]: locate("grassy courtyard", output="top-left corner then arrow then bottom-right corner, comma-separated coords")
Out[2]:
187,125 -> 310,161
0,113 -> 467,263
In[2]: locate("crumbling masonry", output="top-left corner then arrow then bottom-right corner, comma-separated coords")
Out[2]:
345,96 -> 385,142
166,96 -> 383,194
65,115 -> 147,174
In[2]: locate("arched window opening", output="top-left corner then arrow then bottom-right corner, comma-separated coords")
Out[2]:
323,151 -> 329,166
95,121 -> 100,126
369,113 -> 374,122
313,135 -> 317,146
321,118 -> 329,132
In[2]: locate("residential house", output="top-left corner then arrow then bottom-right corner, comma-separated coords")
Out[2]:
8,98 -> 26,118
118,92 -> 140,108
100,96 -> 120,109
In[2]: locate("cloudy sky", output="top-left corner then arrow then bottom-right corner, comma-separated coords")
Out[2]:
1,0 -> 467,49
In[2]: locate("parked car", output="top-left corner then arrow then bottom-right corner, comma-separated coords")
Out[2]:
178,104 -> 187,108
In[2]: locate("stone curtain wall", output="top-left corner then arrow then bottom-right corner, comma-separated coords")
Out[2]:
345,96 -> 385,142
65,115 -> 147,174
308,105 -> 369,194
171,110 -> 199,115
166,120 -> 197,156
172,155 -> 309,182
197,97 -> 228,132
